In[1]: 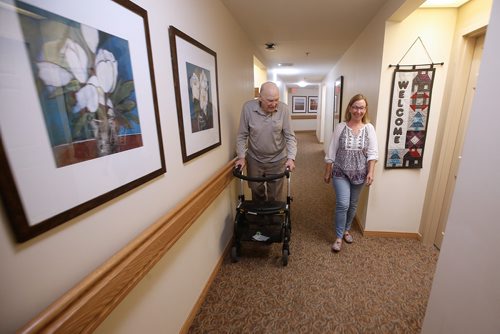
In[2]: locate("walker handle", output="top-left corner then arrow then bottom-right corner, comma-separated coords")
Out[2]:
233,166 -> 290,182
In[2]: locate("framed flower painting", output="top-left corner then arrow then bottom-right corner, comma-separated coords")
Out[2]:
169,26 -> 221,163
0,0 -> 165,242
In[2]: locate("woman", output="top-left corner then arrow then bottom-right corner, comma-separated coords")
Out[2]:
324,94 -> 378,252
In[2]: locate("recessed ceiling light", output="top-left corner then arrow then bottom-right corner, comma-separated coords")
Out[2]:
297,80 -> 308,88
273,68 -> 299,75
420,0 -> 469,8
278,63 -> 294,67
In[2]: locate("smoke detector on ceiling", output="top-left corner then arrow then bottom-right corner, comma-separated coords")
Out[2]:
265,42 -> 276,51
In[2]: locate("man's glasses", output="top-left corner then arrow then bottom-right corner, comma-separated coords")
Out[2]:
351,105 -> 366,111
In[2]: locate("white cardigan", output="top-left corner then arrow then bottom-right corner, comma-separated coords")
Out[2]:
324,122 -> 379,164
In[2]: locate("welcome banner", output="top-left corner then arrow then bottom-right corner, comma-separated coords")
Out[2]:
385,67 -> 435,169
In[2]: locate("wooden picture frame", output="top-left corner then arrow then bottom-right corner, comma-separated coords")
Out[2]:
0,0 -> 165,242
308,96 -> 318,113
292,96 -> 307,113
333,75 -> 344,127
169,26 -> 221,163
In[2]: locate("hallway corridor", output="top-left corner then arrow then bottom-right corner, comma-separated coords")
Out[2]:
188,131 -> 439,333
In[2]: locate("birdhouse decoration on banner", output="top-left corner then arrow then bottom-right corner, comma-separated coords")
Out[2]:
384,37 -> 443,169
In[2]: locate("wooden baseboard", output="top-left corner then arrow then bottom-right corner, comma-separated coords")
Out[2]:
354,217 -> 421,240
362,230 -> 422,240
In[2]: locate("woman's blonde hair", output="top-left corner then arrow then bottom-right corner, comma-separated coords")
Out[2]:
344,93 -> 369,123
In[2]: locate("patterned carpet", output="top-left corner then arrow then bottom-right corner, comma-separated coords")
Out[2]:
188,132 -> 439,333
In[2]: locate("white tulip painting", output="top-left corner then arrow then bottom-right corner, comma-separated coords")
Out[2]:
18,1 -> 143,167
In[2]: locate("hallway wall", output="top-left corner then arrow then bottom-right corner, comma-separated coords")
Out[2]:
322,0 -> 421,231
418,0 -> 493,246
366,8 -> 457,233
422,0 -> 500,330
289,86 -> 320,132
322,0 -> 491,235
0,0 -> 256,333
368,1 -> 492,236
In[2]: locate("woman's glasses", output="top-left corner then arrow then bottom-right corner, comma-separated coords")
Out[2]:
351,105 -> 366,111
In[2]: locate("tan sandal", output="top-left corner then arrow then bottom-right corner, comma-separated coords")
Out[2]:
331,239 -> 342,252
343,232 -> 353,244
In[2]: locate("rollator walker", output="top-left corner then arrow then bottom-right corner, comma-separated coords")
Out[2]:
231,165 -> 292,266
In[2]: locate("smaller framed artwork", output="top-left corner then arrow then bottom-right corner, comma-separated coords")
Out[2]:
333,76 -> 344,128
169,26 -> 221,163
292,96 -> 307,113
308,96 -> 318,113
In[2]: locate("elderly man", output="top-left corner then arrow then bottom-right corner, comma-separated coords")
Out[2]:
235,81 -> 297,202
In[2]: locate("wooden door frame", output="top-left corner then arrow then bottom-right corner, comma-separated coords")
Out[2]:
420,27 -> 486,246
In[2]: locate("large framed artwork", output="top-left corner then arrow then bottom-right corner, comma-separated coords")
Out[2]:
0,0 -> 166,242
385,67 -> 435,168
169,26 -> 221,163
333,76 -> 344,128
292,96 -> 307,113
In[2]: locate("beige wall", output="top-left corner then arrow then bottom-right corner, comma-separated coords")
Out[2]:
366,8 -> 457,233
322,0 -> 411,153
321,0 -> 491,236
321,0 -> 413,229
419,0 -> 492,244
293,118 -> 318,132
422,0 -> 500,331
0,0 -> 255,332
253,56 -> 268,90
289,86 -> 320,132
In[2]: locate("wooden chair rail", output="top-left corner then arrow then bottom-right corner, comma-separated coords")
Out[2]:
291,114 -> 317,120
18,160 -> 236,333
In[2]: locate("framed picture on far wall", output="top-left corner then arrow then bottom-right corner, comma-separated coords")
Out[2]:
292,96 -> 307,113
333,76 -> 344,127
308,96 -> 318,113
169,25 -> 221,163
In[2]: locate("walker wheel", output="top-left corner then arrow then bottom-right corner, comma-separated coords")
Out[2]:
282,249 -> 289,266
231,246 -> 239,263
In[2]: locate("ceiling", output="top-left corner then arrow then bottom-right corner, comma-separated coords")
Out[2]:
220,0 -> 468,88
220,0 -> 391,87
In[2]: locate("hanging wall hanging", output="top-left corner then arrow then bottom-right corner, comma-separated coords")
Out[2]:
384,37 -> 443,169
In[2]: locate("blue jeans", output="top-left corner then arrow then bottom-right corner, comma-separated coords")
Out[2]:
332,177 -> 364,239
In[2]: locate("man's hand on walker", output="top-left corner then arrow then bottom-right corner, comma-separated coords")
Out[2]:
235,158 -> 246,170
285,159 -> 295,172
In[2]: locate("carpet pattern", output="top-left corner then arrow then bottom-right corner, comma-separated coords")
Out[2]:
188,132 -> 439,333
